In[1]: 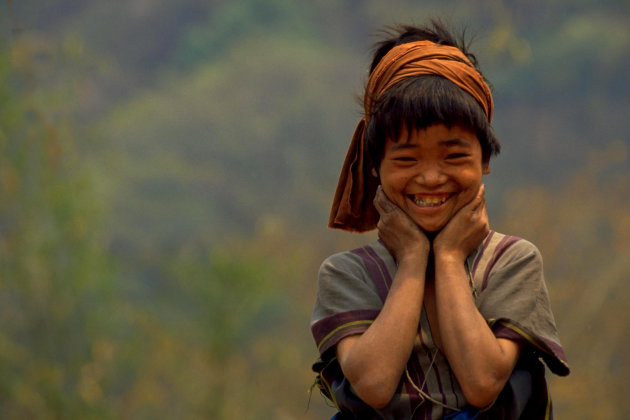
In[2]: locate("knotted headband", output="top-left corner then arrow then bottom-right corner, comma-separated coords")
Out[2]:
328,40 -> 494,232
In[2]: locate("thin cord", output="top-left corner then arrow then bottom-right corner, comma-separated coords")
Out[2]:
405,349 -> 460,411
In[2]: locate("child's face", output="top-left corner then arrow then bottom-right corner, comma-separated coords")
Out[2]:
378,123 -> 489,233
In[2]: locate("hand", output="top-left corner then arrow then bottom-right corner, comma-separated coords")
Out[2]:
433,184 -> 489,262
373,186 -> 430,267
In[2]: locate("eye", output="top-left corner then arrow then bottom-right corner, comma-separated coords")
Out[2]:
446,153 -> 469,160
393,156 -> 416,162
391,155 -> 417,166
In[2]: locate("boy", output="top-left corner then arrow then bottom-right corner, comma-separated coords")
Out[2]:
311,21 -> 569,419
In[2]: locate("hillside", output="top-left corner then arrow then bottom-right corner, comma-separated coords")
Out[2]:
1,1 -> 629,418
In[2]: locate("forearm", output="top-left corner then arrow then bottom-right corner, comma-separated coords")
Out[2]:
433,254 -> 519,407
337,257 -> 425,408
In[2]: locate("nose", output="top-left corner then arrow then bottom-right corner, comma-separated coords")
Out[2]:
413,164 -> 447,187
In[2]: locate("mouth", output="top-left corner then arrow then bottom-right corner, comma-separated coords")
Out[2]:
409,194 -> 452,208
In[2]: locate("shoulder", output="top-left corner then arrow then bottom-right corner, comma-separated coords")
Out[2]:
320,249 -> 367,276
495,234 -> 542,266
316,240 -> 394,311
319,240 -> 395,281
471,231 -> 542,270
312,242 -> 389,350
469,231 -> 543,293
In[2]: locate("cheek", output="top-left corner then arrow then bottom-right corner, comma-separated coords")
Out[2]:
379,176 -> 412,210
454,172 -> 483,204
458,183 -> 479,204
379,180 -> 399,205
454,166 -> 483,186
379,171 -> 410,196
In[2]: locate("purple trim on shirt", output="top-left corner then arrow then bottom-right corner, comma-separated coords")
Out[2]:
471,230 -> 494,278
405,340 -> 429,417
312,309 -> 380,354
408,355 -> 431,420
433,356 -> 448,409
320,325 -> 369,355
447,369 -> 460,408
425,396 -> 431,420
402,368 -> 423,419
364,243 -> 394,288
481,235 -> 521,291
538,336 -> 569,373
492,321 -> 570,376
430,351 -> 448,409
493,324 -> 529,343
412,332 -> 450,415
418,332 -> 448,409
350,245 -> 391,303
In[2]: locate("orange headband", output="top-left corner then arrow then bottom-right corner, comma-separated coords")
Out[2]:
328,40 -> 493,232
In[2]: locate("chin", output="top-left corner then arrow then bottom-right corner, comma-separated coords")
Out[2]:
417,223 -> 445,235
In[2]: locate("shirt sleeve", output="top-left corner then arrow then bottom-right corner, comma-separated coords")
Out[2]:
311,251 -> 383,356
475,239 -> 570,376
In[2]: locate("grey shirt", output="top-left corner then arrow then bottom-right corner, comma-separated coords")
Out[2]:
311,231 -> 569,419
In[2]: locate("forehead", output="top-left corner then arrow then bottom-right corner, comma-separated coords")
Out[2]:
388,123 -> 480,149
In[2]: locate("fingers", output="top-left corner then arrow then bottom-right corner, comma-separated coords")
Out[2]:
475,185 -> 490,236
467,184 -> 486,212
433,184 -> 489,258
446,183 -> 488,234
373,185 -> 397,215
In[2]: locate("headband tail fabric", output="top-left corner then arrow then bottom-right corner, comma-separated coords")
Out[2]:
328,118 -> 380,232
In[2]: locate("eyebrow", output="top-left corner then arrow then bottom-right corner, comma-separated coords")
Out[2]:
439,138 -> 473,148
390,138 -> 472,151
390,142 -> 419,151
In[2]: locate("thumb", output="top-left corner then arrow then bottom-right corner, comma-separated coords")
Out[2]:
373,186 -> 397,215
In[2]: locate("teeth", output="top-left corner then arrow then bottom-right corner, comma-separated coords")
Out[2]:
413,196 -> 448,207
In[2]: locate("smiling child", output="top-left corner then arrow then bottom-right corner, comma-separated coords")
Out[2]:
311,21 -> 569,420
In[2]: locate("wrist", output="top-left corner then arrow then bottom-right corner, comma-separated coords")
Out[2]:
434,249 -> 466,265
397,251 -> 428,272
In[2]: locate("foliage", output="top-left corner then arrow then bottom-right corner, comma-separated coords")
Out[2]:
0,35 -> 115,418
1,0 -> 629,418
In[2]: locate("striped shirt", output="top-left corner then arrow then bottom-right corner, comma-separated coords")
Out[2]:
311,231 -> 569,419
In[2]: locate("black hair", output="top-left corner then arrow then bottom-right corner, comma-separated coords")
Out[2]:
364,20 -> 501,168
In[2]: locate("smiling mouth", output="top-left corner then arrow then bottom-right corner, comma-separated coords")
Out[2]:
410,194 -> 451,208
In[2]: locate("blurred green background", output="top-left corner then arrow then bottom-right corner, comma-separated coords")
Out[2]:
1,1 -> 629,419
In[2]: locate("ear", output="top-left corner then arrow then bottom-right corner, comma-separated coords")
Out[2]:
371,167 -> 378,177
482,162 -> 491,175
